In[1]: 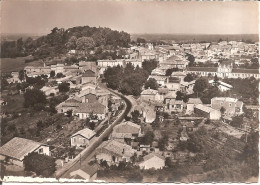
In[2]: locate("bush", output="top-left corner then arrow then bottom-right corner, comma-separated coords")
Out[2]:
24,152 -> 56,177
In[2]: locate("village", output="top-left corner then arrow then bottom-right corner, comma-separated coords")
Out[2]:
0,36 -> 259,182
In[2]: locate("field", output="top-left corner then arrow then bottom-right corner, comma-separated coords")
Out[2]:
0,56 -> 42,73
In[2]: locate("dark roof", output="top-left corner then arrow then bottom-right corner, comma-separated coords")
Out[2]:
232,68 -> 259,74
80,164 -> 98,177
187,67 -> 218,72
75,102 -> 105,114
82,70 -> 95,77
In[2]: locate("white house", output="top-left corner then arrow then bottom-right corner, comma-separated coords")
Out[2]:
0,137 -> 50,167
194,104 -> 221,120
138,153 -> 165,170
71,128 -> 96,147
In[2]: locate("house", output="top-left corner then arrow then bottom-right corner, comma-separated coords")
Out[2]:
71,128 -> 96,147
7,72 -> 21,84
56,97 -> 82,114
134,102 -> 156,124
95,140 -> 136,165
138,153 -> 165,170
74,102 -> 106,120
148,75 -> 167,87
211,97 -> 243,117
81,70 -> 96,85
70,164 -> 98,181
110,121 -> 141,143
194,104 -> 221,120
165,99 -> 184,113
40,86 -> 59,96
209,80 -> 232,92
0,137 -> 50,167
79,61 -> 97,73
140,88 -> 158,102
186,98 -> 202,114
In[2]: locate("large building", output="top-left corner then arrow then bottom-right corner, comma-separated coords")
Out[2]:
211,97 -> 243,117
187,62 -> 259,79
97,59 -> 142,74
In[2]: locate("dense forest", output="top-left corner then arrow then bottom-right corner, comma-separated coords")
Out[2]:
1,26 -> 131,59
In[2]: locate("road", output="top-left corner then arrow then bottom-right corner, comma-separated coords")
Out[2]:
56,85 -> 132,179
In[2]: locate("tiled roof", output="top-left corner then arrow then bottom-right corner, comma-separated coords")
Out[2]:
187,98 -> 202,105
97,140 -> 135,158
195,104 -> 219,113
113,121 -> 141,134
232,68 -> 259,74
71,128 -> 96,139
75,102 -> 105,114
187,67 -> 218,72
143,153 -> 165,161
0,137 -> 44,161
141,88 -> 158,95
82,70 -> 96,77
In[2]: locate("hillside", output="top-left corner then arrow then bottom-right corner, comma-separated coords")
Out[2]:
1,26 -> 131,59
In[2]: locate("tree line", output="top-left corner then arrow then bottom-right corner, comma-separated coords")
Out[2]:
103,59 -> 158,96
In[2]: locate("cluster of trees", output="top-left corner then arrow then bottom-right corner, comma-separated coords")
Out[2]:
186,53 -> 195,67
58,82 -> 70,93
1,26 -> 131,59
24,152 -> 56,177
223,77 -> 259,105
103,60 -> 158,96
144,78 -> 159,90
1,38 -> 27,58
165,68 -> 179,76
193,76 -> 229,104
24,88 -> 47,111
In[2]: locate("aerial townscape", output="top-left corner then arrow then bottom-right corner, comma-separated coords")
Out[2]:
0,1 -> 259,183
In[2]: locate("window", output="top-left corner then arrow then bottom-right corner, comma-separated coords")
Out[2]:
229,103 -> 232,107
39,148 -> 43,153
74,138 -> 76,143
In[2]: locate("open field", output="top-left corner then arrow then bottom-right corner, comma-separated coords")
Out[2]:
0,56 -> 42,73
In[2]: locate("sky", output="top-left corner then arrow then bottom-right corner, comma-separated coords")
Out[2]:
1,0 -> 259,35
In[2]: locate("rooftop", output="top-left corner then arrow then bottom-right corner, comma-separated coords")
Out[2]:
0,137 -> 44,161
71,128 -> 96,140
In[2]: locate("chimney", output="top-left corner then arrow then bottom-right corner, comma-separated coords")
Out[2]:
122,148 -> 125,154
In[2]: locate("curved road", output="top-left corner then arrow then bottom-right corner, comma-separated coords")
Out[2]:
57,85 -> 132,179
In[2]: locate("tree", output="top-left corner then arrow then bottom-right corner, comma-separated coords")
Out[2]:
24,152 -> 56,177
18,70 -> 25,81
144,78 -> 159,90
66,36 -> 77,50
56,73 -> 64,78
136,38 -> 146,44
50,70 -> 55,78
89,122 -> 95,130
186,53 -> 195,66
165,68 -> 179,76
193,77 -> 209,94
220,106 -> 226,114
66,109 -> 73,117
142,59 -> 158,74
141,131 -> 155,145
76,37 -> 96,54
184,73 -> 194,82
131,110 -> 140,123
213,74 -> 219,87
24,88 -> 47,108
230,116 -> 243,128
58,82 -> 70,93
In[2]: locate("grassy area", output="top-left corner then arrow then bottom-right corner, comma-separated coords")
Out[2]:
2,94 -> 25,113
1,56 -> 41,73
